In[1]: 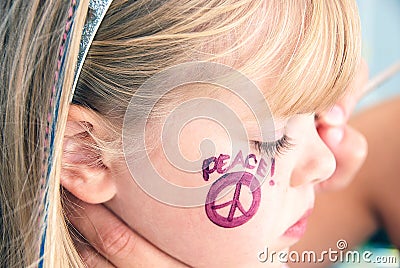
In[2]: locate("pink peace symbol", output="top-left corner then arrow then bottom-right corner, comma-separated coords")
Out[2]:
205,172 -> 261,228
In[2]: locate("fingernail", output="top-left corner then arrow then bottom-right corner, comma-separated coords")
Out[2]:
324,105 -> 345,126
326,127 -> 344,147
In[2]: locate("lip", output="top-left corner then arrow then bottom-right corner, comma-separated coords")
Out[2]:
282,208 -> 313,238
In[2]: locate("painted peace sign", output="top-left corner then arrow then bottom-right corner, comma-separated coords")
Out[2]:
205,172 -> 261,228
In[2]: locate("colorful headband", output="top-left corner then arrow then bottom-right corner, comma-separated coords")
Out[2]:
39,0 -> 113,266
72,0 -> 114,100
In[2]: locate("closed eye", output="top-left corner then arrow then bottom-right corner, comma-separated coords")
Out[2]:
251,135 -> 294,157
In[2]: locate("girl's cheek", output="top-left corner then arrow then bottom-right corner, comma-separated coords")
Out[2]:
200,150 -> 276,228
108,149 -> 293,267
139,116 -> 297,232
150,140 -> 282,227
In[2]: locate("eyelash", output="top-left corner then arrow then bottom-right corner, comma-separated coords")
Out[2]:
252,135 -> 294,157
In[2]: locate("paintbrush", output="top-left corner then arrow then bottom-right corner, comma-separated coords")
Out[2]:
364,60 -> 400,94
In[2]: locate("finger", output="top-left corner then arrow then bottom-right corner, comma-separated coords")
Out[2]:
315,105 -> 346,127
316,124 -> 367,192
64,193 -> 188,268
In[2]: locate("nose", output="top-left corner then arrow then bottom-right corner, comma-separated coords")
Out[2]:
290,129 -> 336,187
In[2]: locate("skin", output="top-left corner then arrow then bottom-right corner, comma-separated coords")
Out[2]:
65,61 -> 374,267
66,94 -> 400,268
291,96 -> 400,267
63,81 -> 336,267
315,60 -> 369,192
58,0 -> 370,263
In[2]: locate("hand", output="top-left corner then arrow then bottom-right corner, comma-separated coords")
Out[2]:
315,59 -> 369,191
64,192 -> 188,267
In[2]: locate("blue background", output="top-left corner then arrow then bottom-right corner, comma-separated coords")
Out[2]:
334,1 -> 399,267
357,0 -> 400,110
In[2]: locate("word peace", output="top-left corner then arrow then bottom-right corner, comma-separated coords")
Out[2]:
202,150 -> 271,181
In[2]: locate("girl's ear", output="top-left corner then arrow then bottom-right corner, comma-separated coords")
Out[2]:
61,105 -> 116,204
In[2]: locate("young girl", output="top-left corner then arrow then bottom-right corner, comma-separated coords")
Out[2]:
0,0 -> 361,267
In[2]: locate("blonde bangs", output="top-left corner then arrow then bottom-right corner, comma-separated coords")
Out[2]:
185,0 -> 362,117
248,0 -> 362,117
75,0 -> 361,121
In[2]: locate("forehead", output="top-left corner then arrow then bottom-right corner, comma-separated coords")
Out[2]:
158,82 -> 278,142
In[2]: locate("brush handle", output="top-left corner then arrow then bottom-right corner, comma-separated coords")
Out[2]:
364,61 -> 400,94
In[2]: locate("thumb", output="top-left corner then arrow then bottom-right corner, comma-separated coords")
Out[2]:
316,124 -> 367,192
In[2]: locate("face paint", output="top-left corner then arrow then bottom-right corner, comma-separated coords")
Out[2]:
269,157 -> 276,186
202,156 -> 217,181
205,172 -> 261,228
225,150 -> 245,173
216,154 -> 230,173
256,158 -> 269,177
202,150 -> 269,181
270,157 -> 275,177
245,154 -> 257,169
202,151 -> 276,228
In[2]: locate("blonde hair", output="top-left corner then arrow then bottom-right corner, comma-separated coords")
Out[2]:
0,0 -> 360,266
